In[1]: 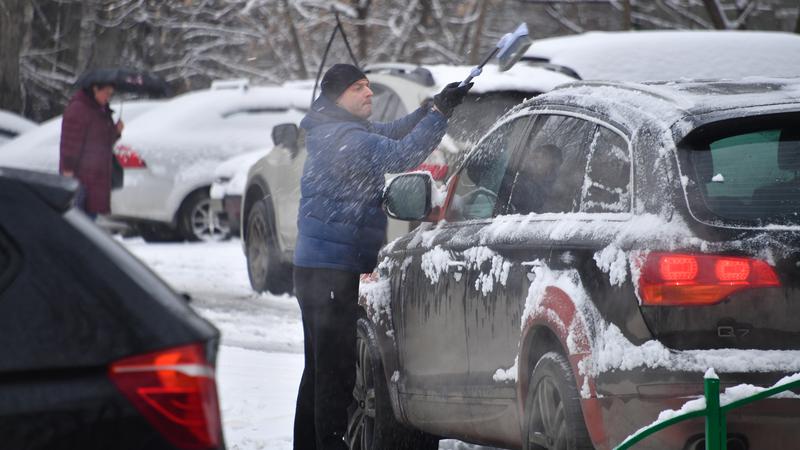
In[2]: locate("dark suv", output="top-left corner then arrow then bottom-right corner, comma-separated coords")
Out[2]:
0,168 -> 223,450
350,79 -> 800,450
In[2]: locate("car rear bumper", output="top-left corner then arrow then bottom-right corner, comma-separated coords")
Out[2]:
111,169 -> 174,223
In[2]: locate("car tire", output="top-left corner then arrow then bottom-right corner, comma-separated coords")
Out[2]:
245,199 -> 292,294
346,318 -> 438,450
523,352 -> 594,450
177,189 -> 230,242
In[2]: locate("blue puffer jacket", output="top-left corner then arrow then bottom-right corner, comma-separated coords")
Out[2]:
294,95 -> 448,273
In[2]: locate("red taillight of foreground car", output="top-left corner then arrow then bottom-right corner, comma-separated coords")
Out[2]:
115,144 -> 147,168
639,252 -> 780,306
109,343 -> 222,449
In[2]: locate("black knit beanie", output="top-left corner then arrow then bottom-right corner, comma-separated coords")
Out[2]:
320,64 -> 367,101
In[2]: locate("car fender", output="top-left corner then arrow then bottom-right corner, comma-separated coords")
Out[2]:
358,272 -> 407,422
242,148 -> 305,257
517,284 -> 610,450
165,161 -> 221,224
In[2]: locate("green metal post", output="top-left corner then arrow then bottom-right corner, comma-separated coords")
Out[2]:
704,377 -> 722,450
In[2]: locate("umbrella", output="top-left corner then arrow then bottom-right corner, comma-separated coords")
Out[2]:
74,68 -> 172,98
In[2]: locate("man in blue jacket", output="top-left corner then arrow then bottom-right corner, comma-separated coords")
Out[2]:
292,63 -> 471,450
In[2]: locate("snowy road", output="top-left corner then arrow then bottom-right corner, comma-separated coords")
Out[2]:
123,238 -> 496,450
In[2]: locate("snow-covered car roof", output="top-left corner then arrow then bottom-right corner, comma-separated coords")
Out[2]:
122,86 -> 311,134
364,62 -> 574,95
525,77 -> 800,136
424,63 -> 574,94
0,110 -> 36,138
523,31 -> 800,82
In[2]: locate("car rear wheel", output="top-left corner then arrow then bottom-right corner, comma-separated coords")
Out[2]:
346,318 -> 438,450
524,352 -> 594,450
245,199 -> 291,294
178,189 -> 230,242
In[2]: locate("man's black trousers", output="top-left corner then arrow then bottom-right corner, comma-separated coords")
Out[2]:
293,267 -> 360,450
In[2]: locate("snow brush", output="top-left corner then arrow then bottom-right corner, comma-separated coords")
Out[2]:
459,23 -> 533,87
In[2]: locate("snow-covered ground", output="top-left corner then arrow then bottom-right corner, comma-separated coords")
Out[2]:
122,238 -> 494,450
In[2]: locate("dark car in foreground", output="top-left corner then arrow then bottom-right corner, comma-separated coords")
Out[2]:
0,168 -> 223,449
351,78 -> 800,450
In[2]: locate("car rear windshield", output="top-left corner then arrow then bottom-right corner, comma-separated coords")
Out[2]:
683,115 -> 800,226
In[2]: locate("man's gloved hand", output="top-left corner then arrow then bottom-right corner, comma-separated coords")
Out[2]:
433,81 -> 473,118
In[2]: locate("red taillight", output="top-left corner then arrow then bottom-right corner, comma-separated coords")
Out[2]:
639,252 -> 780,306
109,343 -> 222,449
659,255 -> 698,281
115,144 -> 147,168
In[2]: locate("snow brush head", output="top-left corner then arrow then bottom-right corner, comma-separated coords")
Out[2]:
496,23 -> 533,72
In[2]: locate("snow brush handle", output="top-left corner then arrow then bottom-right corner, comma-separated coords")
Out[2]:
459,67 -> 482,87
459,46 -> 500,88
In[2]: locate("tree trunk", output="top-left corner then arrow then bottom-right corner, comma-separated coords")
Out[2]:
795,5 -> 800,33
468,0 -> 489,65
355,0 -> 371,62
702,0 -> 728,29
622,0 -> 632,30
76,0 -> 97,72
0,0 -> 25,113
282,0 -> 308,78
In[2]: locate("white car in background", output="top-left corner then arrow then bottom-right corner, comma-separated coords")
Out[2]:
209,148 -> 269,237
0,110 -> 36,146
0,100 -> 162,174
521,30 -> 800,81
110,81 -> 310,242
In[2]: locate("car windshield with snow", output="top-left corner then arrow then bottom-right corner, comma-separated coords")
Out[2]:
353,78 -> 800,450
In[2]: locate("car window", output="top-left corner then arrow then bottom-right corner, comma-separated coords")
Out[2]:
221,108 -> 298,128
371,83 -> 408,121
686,123 -> 800,225
508,115 -> 596,214
447,91 -> 531,147
579,126 -> 631,213
446,117 -> 530,221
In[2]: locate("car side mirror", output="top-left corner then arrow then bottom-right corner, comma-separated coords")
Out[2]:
383,173 -> 433,221
272,123 -> 299,158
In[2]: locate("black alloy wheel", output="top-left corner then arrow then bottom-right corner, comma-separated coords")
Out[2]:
524,352 -> 594,450
346,319 -> 438,450
245,199 -> 291,294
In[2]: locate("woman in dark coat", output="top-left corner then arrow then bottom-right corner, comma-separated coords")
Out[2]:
59,84 -> 123,215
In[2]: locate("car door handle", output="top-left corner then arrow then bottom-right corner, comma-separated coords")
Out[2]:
521,260 -> 543,282
448,261 -> 466,281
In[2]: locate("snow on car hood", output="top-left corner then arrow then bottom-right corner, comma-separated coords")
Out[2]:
210,148 -> 270,199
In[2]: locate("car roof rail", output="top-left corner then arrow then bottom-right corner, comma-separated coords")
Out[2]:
519,59 -> 582,79
363,63 -> 435,87
210,78 -> 250,91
